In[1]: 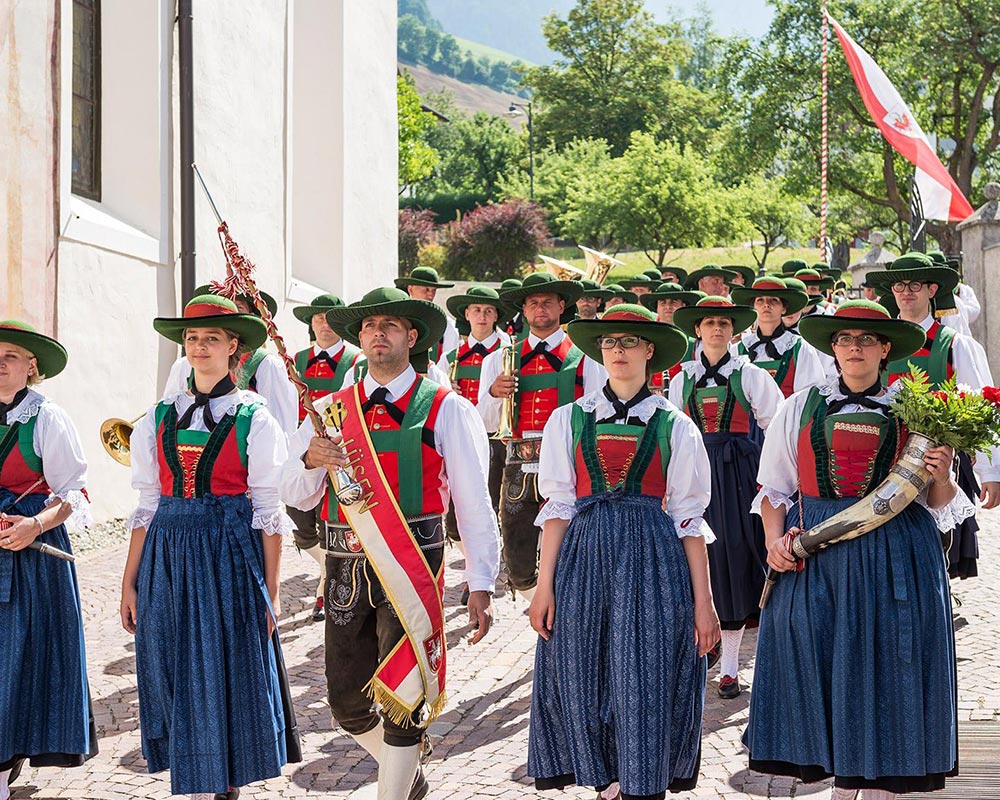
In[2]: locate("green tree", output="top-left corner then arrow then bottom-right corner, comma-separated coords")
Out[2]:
397,74 -> 439,189
732,174 -> 814,270
397,15 -> 427,63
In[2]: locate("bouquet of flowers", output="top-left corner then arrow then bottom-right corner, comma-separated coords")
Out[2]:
890,364 -> 1000,456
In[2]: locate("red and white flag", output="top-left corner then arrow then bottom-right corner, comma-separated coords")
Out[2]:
827,13 -> 973,222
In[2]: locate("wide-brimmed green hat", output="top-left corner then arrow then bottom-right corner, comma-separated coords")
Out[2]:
672,296 -> 757,338
194,283 -> 278,318
780,258 -> 809,276
0,321 -> 68,378
731,276 -> 809,316
799,299 -> 926,359
618,273 -> 656,290
642,268 -> 663,282
500,278 -> 523,290
499,271 -> 584,308
658,265 -> 689,283
393,266 -> 454,289
864,252 -> 959,295
793,268 -> 835,292
639,282 -> 703,311
292,293 -> 346,324
153,295 -> 268,352
812,262 -> 843,281
567,304 -> 689,373
446,285 -> 515,334
603,283 -> 639,304
325,287 -> 446,353
577,279 -> 614,301
724,265 -> 758,286
683,264 -> 738,290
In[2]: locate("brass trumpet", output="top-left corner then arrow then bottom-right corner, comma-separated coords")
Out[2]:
491,343 -> 517,441
100,414 -> 144,467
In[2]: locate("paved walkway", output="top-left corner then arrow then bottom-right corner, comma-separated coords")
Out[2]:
11,509 -> 1000,799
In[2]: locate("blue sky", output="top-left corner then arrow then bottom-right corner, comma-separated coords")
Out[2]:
661,0 -> 774,38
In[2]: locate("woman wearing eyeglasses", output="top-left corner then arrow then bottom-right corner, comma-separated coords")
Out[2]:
669,297 -> 784,699
529,305 -> 719,800
744,300 -> 970,799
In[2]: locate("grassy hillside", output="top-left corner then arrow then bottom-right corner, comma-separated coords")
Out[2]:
453,35 -> 533,66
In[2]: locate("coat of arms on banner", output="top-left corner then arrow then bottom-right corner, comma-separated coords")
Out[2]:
423,630 -> 444,673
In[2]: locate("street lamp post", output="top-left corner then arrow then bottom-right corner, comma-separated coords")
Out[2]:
509,101 -> 534,202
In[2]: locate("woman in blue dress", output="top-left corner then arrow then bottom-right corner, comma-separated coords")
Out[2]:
0,322 -> 95,800
528,304 -> 720,800
120,295 -> 298,799
745,300 -> 971,798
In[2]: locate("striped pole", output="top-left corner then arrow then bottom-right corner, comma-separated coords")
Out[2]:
820,0 -> 830,260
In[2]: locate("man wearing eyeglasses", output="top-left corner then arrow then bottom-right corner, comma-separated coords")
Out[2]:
866,252 -> 1000,580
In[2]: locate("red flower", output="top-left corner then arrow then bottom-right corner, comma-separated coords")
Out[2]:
931,390 -> 949,402
983,386 -> 1000,406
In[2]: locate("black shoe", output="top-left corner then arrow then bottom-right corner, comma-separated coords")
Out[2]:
705,642 -> 721,671
213,789 -> 240,800
460,583 -> 470,606
718,675 -> 742,699
311,596 -> 325,622
409,767 -> 429,800
8,756 -> 25,785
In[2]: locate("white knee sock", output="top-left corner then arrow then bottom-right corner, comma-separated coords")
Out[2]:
600,781 -> 621,799
519,586 -> 536,602
349,720 -> 385,764
377,743 -> 420,800
303,544 -> 326,597
1,768 -> 11,800
719,627 -> 744,678
862,791 -> 896,800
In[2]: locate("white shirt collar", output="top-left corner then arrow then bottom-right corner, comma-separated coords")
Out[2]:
917,313 -> 935,332
681,345 -> 747,380
362,364 -> 417,403
577,387 -> 671,422
527,328 -> 566,349
314,340 -> 346,357
467,330 -> 501,348
2,388 -> 45,425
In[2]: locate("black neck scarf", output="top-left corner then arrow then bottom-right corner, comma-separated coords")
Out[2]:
177,376 -> 236,432
596,382 -> 653,426
826,378 -> 885,415
747,323 -> 787,361
307,351 -> 339,372
695,350 -> 731,389
522,339 -> 563,371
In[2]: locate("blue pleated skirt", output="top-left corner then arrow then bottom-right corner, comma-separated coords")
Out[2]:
135,494 -> 288,795
0,488 -> 96,771
702,433 -> 767,628
528,492 -> 706,797
744,495 -> 957,793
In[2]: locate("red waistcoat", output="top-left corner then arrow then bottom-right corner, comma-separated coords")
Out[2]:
155,403 -> 251,498
514,337 -> 585,437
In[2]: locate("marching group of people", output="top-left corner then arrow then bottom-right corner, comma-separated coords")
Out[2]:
0,248 -> 994,800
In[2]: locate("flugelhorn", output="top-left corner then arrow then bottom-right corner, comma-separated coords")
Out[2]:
100,414 -> 145,467
491,343 -> 517,441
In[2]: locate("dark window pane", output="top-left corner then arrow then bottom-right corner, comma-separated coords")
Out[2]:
71,0 -> 100,200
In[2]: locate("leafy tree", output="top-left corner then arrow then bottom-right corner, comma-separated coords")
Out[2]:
732,174 -> 814,270
399,208 -> 438,273
397,14 -> 428,62
442,201 -> 551,281
398,0 -> 441,30
397,74 -> 439,189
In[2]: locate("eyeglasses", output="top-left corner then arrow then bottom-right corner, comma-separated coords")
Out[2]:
891,280 -> 928,293
831,333 -> 883,348
597,335 -> 647,350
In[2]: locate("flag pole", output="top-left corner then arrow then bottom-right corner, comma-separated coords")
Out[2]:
820,0 -> 830,261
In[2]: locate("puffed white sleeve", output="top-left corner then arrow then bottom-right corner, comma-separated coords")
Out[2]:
667,370 -> 686,409
534,404 -> 578,525
436,393 -> 500,593
279,412 -> 330,512
34,403 -> 92,530
255,355 -> 299,437
793,341 -> 829,392
162,356 -> 190,398
442,318 -> 460,356
582,356 -> 608,394
751,393 -> 803,516
959,284 -> 981,323
247,406 -> 295,535
127,404 -> 162,531
476,348 -> 503,432
664,412 -> 715,542
744,363 -> 784,431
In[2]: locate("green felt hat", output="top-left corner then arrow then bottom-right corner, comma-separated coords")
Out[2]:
499,271 -> 584,308
783,277 -> 808,295
864,252 -> 959,295
639,282 -> 703,311
292,293 -> 346,324
730,275 -> 809,316
578,279 -> 614,301
658,265 -> 689,283
812,262 -> 843,281
683,264 -> 738,290
798,299 -> 926,359
723,265 -> 758,286
642,268 -> 663,282
393,266 -> 455,289
617,273 -> 656,290
672,296 -> 757,338
446,285 -> 515,335
500,278 -> 523,290
325,287 -> 447,354
153,295 -> 267,352
567,304 -> 689,373
780,258 -> 809,275
0,321 -> 68,378
793,268 -> 836,292
603,283 -> 639,304
194,283 -> 278,318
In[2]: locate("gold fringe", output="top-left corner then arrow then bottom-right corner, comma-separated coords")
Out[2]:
934,307 -> 958,318
363,677 -> 448,728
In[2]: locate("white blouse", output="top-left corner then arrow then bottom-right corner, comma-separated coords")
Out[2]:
752,377 -> 975,532
127,389 -> 293,536
1,390 -> 91,530
740,328 -> 830,393
535,390 -> 715,541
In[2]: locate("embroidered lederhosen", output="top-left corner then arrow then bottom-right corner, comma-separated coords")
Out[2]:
739,338 -> 800,398
294,344 -> 361,422
446,338 -> 502,408
0,413 -> 50,496
886,321 -> 956,388
680,368 -> 753,435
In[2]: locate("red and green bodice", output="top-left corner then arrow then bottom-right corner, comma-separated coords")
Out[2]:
797,387 -> 905,499
0,414 -> 49,495
294,343 -> 362,421
570,404 -> 676,498
446,338 -> 503,407
738,337 -> 800,398
680,368 -> 753,435
513,337 -> 585,437
155,400 -> 259,498
324,377 -> 449,523
886,321 -> 955,388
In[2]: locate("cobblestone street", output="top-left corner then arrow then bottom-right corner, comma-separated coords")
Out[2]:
10,509 -> 1000,799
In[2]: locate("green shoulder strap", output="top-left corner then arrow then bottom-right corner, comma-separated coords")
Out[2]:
928,324 -> 956,387
333,343 -> 362,390
235,348 -> 268,390
234,401 -> 262,469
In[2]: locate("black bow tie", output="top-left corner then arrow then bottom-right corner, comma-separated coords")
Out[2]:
177,376 -> 236,432
521,340 -> 563,371
695,351 -> 731,388
596,382 -> 652,426
747,323 -> 787,361
0,387 -> 29,425
307,351 -> 339,372
826,379 -> 885,415
361,386 -> 405,424
459,342 -> 491,362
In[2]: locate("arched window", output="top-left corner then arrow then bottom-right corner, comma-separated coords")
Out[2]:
71,0 -> 101,200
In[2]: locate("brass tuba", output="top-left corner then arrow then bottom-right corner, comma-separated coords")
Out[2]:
539,254 -> 586,282
491,343 -> 517,441
100,414 -> 144,467
579,245 -> 623,286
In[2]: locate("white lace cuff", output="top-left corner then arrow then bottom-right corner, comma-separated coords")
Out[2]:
534,500 -> 577,526
914,489 -> 977,533
751,487 -> 796,517
126,507 -> 157,532
254,508 -> 296,536
54,489 -> 92,530
673,516 -> 716,544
